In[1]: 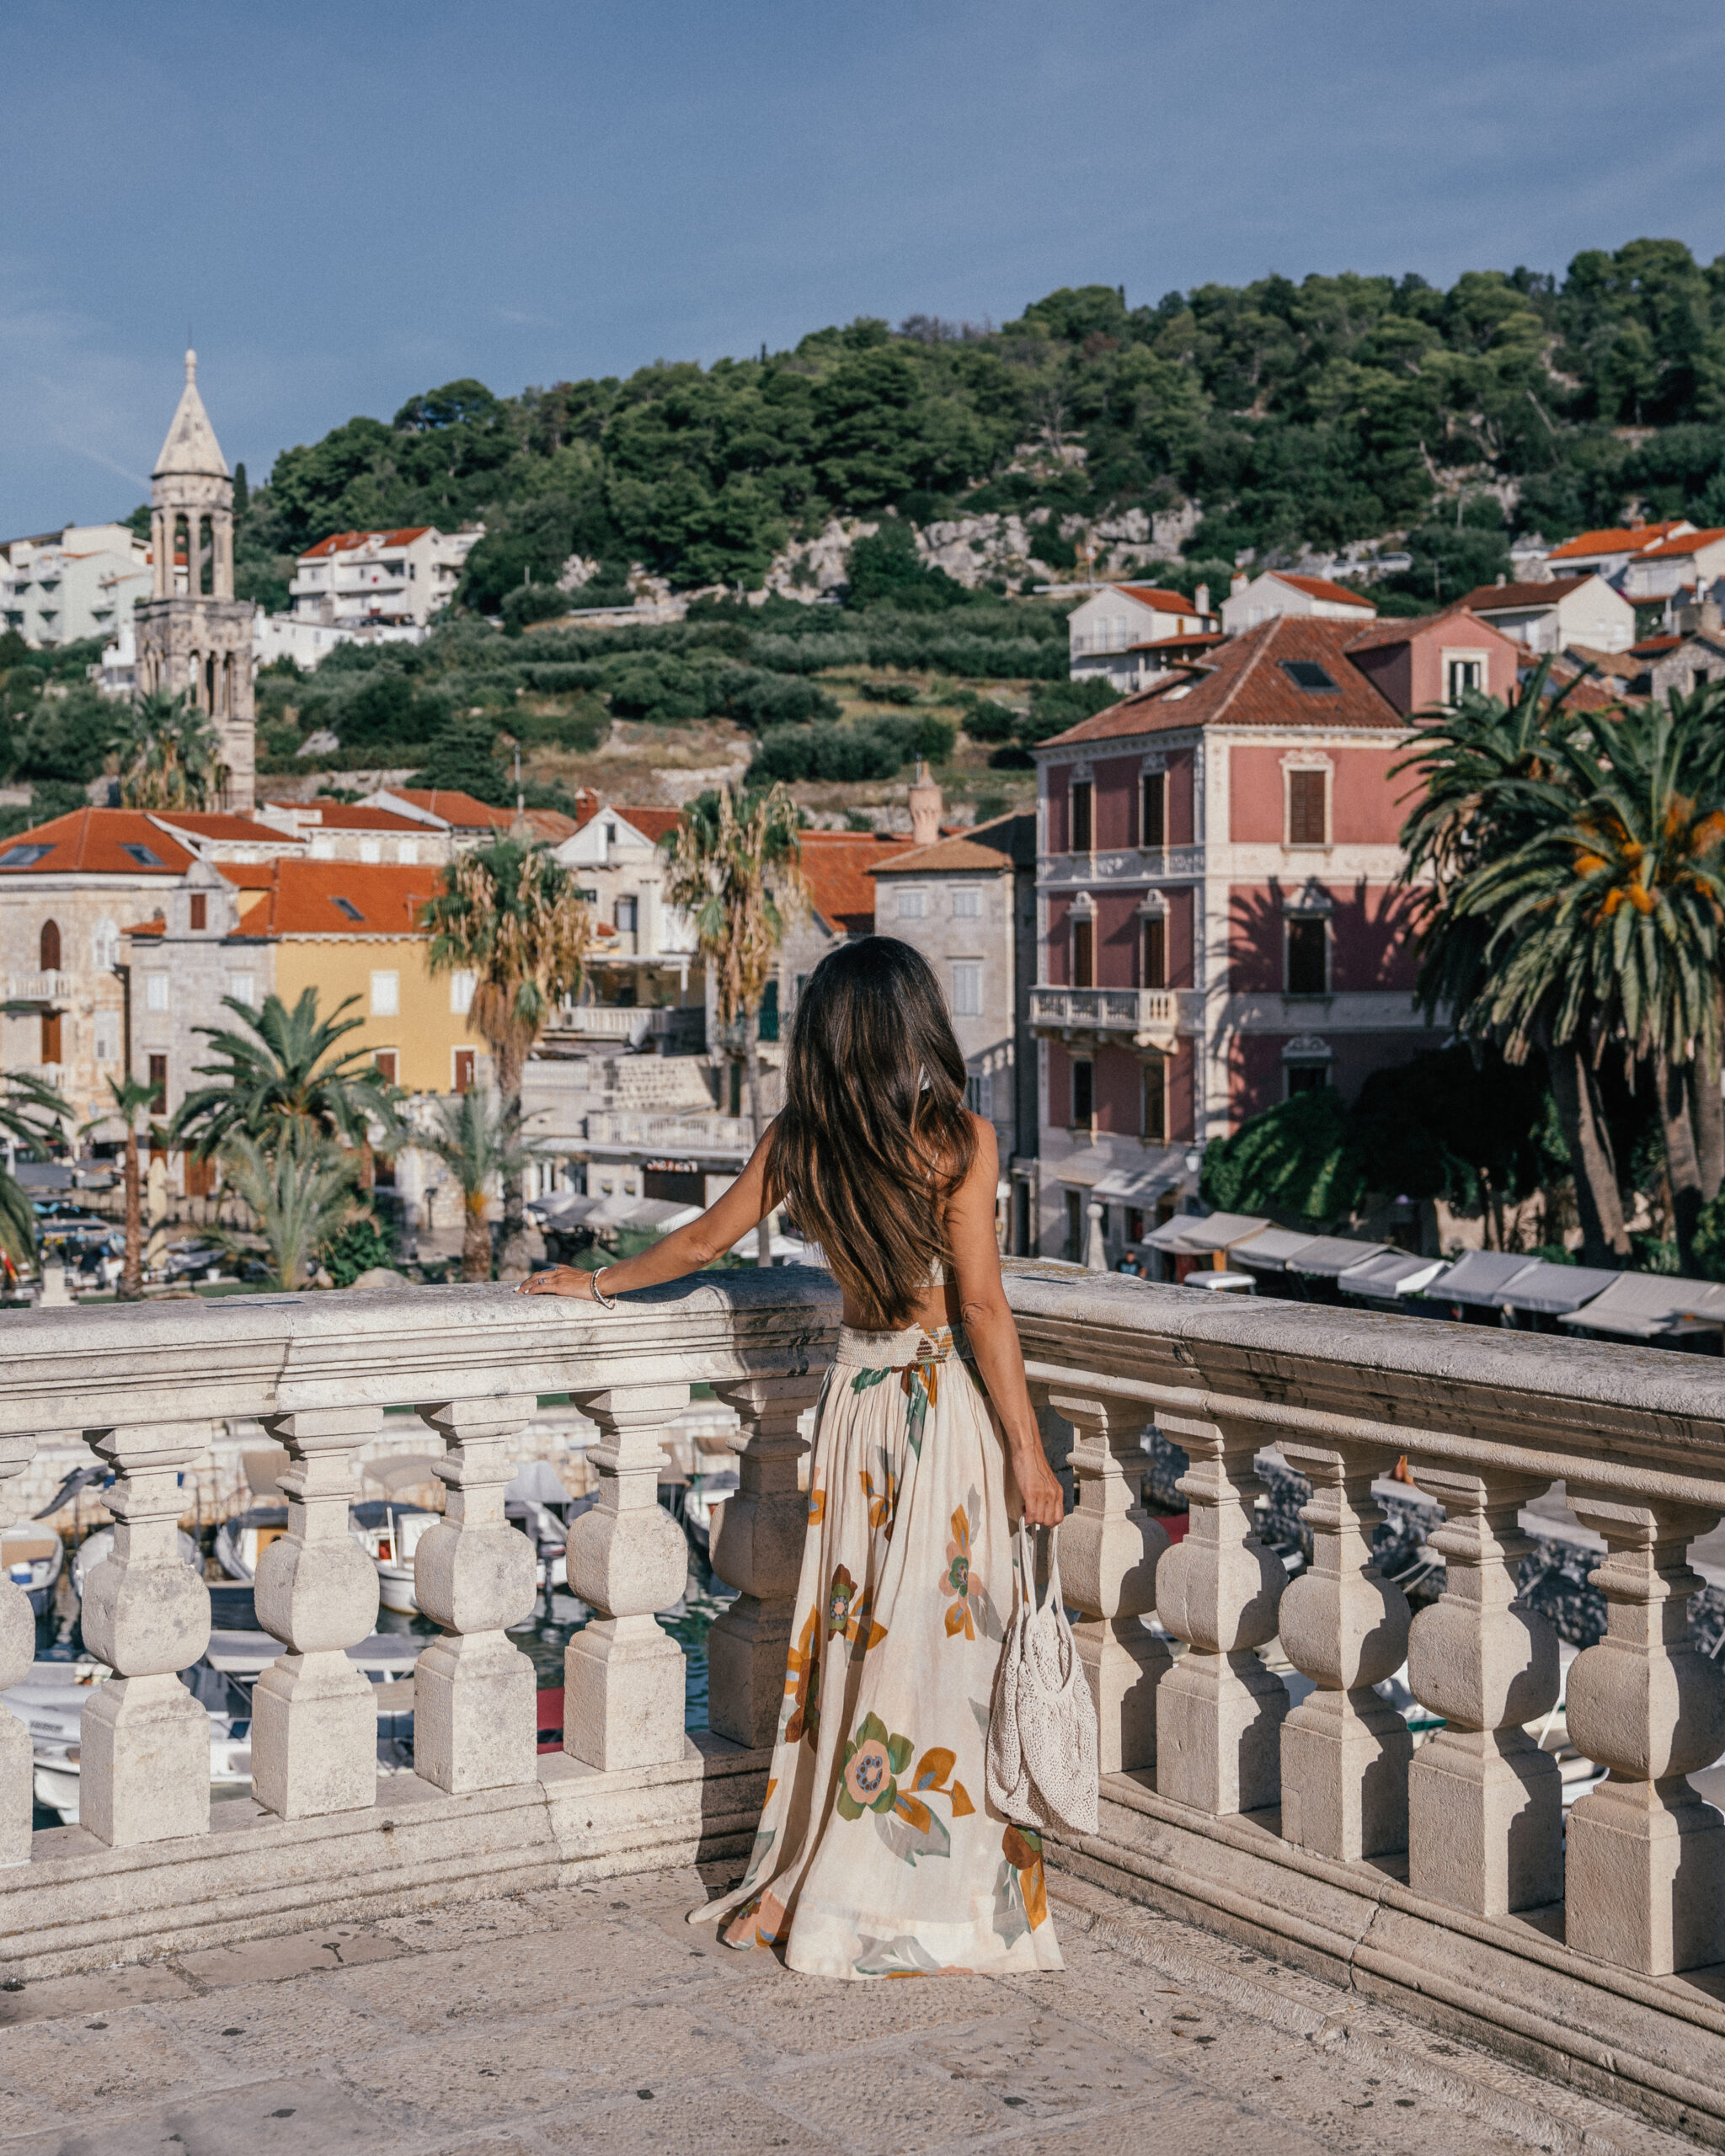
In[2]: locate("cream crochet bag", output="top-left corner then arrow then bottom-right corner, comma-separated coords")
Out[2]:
985,1521 -> 1099,1836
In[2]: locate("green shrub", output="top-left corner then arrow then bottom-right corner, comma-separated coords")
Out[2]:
323,1213 -> 396,1287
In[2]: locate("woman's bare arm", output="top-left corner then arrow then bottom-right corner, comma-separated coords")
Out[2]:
517,1134 -> 774,1300
946,1117 -> 1064,1528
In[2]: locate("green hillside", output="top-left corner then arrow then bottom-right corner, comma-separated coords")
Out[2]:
229,237 -> 1725,614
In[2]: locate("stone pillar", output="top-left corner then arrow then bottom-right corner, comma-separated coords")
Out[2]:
1049,1389 -> 1171,1773
564,1381 -> 692,1770
413,1397 -> 539,1794
1277,1439 -> 1413,1861
0,1433 -> 36,1866
1563,1495 -> 1725,1974
213,510 -> 234,600
1154,1412 -> 1290,1815
707,1373 -> 819,1749
78,1422 -> 213,1848
151,510 -> 168,599
251,1408 -> 383,1819
1405,1465 -> 1561,1917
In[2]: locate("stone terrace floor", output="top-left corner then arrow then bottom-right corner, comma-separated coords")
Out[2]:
0,1865 -> 1702,2156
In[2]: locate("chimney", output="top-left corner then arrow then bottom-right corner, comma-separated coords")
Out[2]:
1194,582 -> 1210,619
1230,570 -> 1249,597
908,760 -> 943,849
1496,573 -> 1507,586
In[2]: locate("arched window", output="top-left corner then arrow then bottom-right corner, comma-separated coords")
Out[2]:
39,920 -> 61,973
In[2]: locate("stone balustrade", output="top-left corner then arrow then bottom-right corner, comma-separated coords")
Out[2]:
3,1267 -> 1725,2143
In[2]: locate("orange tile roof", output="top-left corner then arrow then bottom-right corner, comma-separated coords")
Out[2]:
389,788 -> 515,831
261,799 -> 430,833
298,526 -> 432,561
1343,604 -> 1519,656
0,808 -> 195,875
1109,584 -> 1203,616
1547,521 -> 1685,561
214,859 -> 445,937
617,807 -> 683,843
1631,634 -> 1684,657
153,810 -> 297,845
867,811 -> 1035,878
123,915 -> 166,937
798,831 -> 916,936
1040,616 -> 1403,747
1456,577 -> 1596,611
1269,573 -> 1377,610
1635,526 -> 1725,560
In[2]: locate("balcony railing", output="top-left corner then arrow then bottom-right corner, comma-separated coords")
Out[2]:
557,1005 -> 676,1043
1030,984 -> 1178,1043
5,973 -> 70,1003
2,1272 -> 1724,2137
583,1110 -> 755,1155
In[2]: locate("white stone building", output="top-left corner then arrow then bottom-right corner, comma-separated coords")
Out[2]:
1220,569 -> 1378,635
1621,526 -> 1725,606
1456,574 -> 1637,654
290,527 -> 481,630
1067,583 -> 1216,695
0,525 -> 152,649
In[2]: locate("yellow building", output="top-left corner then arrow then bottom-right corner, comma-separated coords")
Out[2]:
222,859 -> 483,1094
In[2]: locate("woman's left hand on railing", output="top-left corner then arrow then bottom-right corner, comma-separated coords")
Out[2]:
517,1267 -> 601,1299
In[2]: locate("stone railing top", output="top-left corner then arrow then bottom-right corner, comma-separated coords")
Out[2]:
1003,1262 -> 1725,1504
0,1269 -> 843,1438
1,1260 -> 1722,1503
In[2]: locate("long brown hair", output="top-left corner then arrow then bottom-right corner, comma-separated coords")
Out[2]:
766,936 -> 976,1329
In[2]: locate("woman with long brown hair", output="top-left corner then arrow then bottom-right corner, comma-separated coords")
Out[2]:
522,935 -> 1064,1977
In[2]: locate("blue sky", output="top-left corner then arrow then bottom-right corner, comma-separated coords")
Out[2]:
5,0 -> 1725,536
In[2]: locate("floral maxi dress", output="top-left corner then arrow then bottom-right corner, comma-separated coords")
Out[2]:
692,1321 -> 1064,1979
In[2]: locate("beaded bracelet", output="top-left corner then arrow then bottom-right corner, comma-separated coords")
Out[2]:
590,1267 -> 617,1310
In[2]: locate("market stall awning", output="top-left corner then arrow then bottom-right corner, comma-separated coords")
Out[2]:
1338,1250 -> 1451,1300
1230,1226 -> 1323,1271
1492,1261 -> 1621,1315
1280,1235 -> 1391,1278
1423,1251 -> 1539,1308
1559,1272 -> 1725,1338
1093,1163 -> 1189,1206
1140,1209 -> 1268,1256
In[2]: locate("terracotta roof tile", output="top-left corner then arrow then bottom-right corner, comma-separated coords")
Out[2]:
1039,616 -> 1402,747
1269,572 -> 1377,610
391,788 -> 514,830
1456,577 -> 1595,610
797,831 -> 916,935
1635,526 -> 1725,560
299,526 -> 432,561
1343,605 -> 1520,657
214,859 -> 445,936
261,800 -> 430,833
0,808 -> 195,875
1547,521 -> 1685,561
867,811 -> 1036,877
152,810 -> 296,845
1108,584 -> 1204,616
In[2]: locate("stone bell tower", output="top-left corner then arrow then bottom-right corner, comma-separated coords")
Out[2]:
132,350 -> 255,808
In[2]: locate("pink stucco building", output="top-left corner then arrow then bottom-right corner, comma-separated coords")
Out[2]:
1023,606 -> 1520,1264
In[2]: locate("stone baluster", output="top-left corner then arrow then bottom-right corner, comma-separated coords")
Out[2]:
79,1422 -> 213,1848
414,1396 -> 540,1794
251,1408 -> 383,1819
1048,1389 -> 1171,1773
1562,1495 -> 1725,1974
1277,1438 -> 1413,1861
707,1373 -> 820,1749
564,1381 -> 693,1771
0,1433 -> 36,1865
1154,1410 -> 1290,1815
1404,1465 -> 1561,1916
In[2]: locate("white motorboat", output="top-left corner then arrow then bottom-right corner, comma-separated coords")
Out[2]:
214,1449 -> 293,1580
355,1455 -> 444,1614
505,1460 -> 579,1590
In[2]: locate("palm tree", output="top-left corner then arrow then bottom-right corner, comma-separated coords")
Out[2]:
109,689 -> 230,811
83,1076 -> 159,1300
1396,663 -> 1637,1267
660,785 -> 806,1264
0,1059 -> 67,1275
421,842 -> 591,1278
1450,688 -> 1725,1271
210,1126 -> 361,1290
411,1089 -> 535,1282
172,990 -> 401,1162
